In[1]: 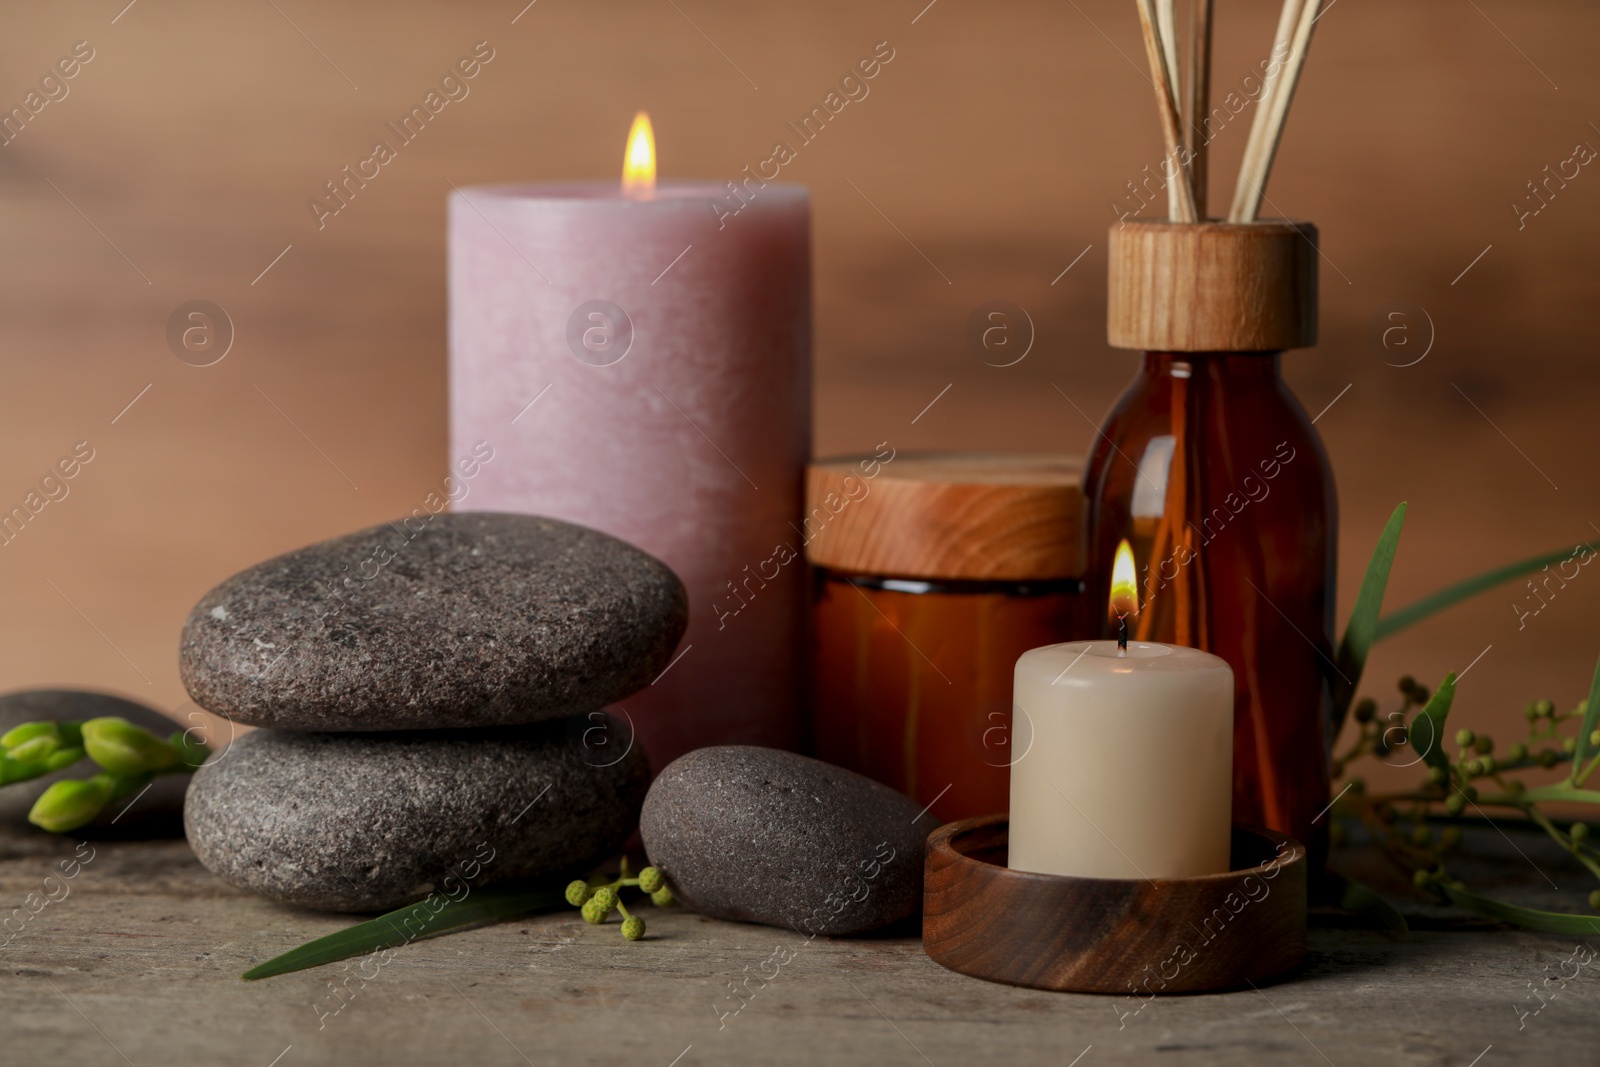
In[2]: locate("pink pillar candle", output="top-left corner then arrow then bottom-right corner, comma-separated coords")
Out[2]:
448,180 -> 811,770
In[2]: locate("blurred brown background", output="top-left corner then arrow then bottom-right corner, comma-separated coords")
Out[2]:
0,0 -> 1596,770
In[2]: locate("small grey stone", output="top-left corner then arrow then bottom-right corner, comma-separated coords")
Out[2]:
0,690 -> 188,838
178,512 -> 687,730
640,746 -> 938,936
184,716 -> 648,912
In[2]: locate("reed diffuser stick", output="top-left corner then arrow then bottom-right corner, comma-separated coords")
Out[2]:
1156,0 -> 1184,221
1134,0 -> 1197,222
1228,0 -> 1303,221
1156,0 -> 1182,114
1232,0 -> 1323,222
1185,0 -> 1214,218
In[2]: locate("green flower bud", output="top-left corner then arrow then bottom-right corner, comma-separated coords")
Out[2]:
1464,786 -> 1479,802
1410,826 -> 1431,846
1412,868 -> 1432,889
1,721 -> 60,751
44,746 -> 86,772
8,736 -> 59,763
621,916 -> 646,941
1440,827 -> 1463,849
638,866 -> 664,894
1505,743 -> 1527,764
1463,759 -> 1482,777
1590,730 -> 1600,749
1572,823 -> 1590,843
1534,699 -> 1555,718
565,880 -> 592,907
29,774 -> 115,833
1353,699 -> 1377,724
591,886 -> 618,913
1564,737 -> 1579,755
1445,793 -> 1466,816
1473,735 -> 1493,755
1426,766 -> 1445,785
82,718 -> 178,776
1590,889 -> 1600,911
1398,676 -> 1417,696
1455,729 -> 1475,748
1480,756 -> 1496,774
1540,749 -> 1559,768
650,886 -> 675,907
1524,703 -> 1540,722
580,898 -> 607,925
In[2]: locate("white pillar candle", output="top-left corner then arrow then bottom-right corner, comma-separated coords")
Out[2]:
1008,639 -> 1234,879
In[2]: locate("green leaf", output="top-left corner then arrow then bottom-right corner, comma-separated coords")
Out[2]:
1411,672 -> 1457,777
1332,502 -> 1407,732
1436,880 -> 1600,935
242,883 -> 565,980
1572,651 -> 1600,784
1375,542 -> 1595,642
1326,872 -> 1408,933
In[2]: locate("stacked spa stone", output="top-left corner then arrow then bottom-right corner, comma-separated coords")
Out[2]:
178,513 -> 687,912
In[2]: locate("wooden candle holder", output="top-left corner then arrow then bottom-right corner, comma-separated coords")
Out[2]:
923,815 -> 1306,994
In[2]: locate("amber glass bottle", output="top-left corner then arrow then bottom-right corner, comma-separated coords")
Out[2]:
1088,220 -> 1335,865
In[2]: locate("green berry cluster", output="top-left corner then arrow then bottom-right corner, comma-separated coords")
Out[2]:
0,718 -> 211,833
1330,677 -> 1600,917
563,858 -> 675,942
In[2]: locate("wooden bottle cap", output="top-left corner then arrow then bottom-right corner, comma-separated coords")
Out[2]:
804,452 -> 1084,582
1107,219 -> 1318,352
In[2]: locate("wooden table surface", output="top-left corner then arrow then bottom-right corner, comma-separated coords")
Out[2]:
3,823 -> 1595,1066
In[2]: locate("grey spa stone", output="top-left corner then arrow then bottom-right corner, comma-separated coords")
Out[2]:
0,690 -> 188,837
178,512 -> 688,731
183,716 -> 649,912
639,746 -> 938,936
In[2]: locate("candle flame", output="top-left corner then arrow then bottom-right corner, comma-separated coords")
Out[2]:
622,111 -> 656,195
1109,539 -> 1139,621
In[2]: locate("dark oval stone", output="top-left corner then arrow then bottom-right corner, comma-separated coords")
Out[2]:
178,512 -> 687,730
640,746 -> 937,936
0,690 -> 187,838
183,716 -> 648,912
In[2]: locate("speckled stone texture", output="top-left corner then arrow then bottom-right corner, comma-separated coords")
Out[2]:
639,746 -> 938,936
183,717 -> 649,911
178,512 -> 687,731
0,690 -> 187,837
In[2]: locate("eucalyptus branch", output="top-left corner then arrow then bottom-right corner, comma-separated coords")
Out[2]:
1335,674 -> 1600,921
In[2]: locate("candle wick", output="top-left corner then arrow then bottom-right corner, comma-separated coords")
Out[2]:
1117,614 -> 1128,656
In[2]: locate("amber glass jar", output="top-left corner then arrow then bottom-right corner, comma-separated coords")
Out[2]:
806,453 -> 1087,824
1091,219 -> 1335,866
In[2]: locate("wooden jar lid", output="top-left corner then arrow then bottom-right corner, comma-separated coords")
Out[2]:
804,452 -> 1083,582
1107,219 -> 1318,352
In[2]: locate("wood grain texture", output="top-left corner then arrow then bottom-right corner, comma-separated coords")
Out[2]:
804,453 -> 1084,581
1107,220 -> 1318,351
923,815 -> 1306,994
2,826 -> 1598,1065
